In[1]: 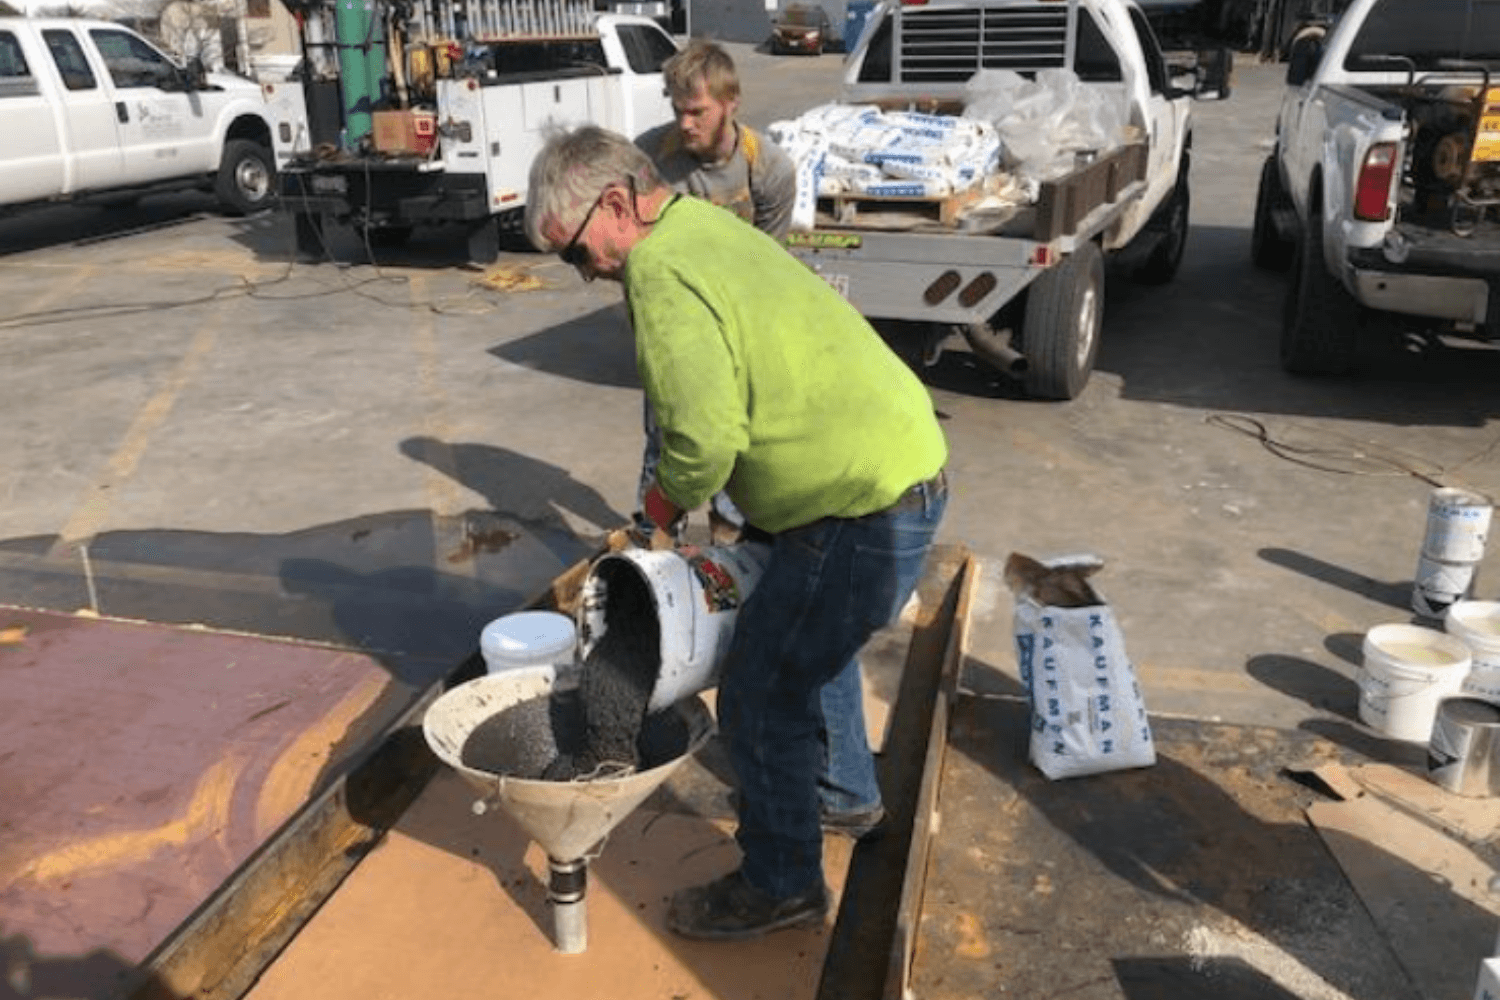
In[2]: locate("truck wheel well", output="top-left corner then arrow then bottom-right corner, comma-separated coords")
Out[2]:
226,115 -> 271,148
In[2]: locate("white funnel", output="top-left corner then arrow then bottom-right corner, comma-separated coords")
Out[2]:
422,668 -> 715,952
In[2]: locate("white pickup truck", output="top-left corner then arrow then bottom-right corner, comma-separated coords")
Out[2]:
778,0 -> 1230,398
0,17 -> 287,217
276,0 -> 677,263
1253,0 -> 1500,374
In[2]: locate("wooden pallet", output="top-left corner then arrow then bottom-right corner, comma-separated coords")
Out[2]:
816,185 -> 986,230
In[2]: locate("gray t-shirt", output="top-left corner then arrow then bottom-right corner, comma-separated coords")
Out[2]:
637,121 -> 797,240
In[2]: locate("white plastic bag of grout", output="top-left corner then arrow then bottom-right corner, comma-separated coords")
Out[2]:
1013,589 -> 1155,780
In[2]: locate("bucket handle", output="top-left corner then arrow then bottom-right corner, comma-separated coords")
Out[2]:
1368,666 -> 1459,699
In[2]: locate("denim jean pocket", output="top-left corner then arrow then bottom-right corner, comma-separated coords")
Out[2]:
849,535 -> 932,637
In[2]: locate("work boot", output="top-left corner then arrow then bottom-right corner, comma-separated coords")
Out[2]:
820,804 -> 888,842
667,869 -> 828,941
726,792 -> 887,842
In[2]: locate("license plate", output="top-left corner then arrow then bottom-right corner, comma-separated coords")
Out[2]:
311,174 -> 347,194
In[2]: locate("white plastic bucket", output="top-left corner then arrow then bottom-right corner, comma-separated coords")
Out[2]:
579,543 -> 770,713
1412,553 -> 1479,618
1421,487 -> 1492,564
480,611 -> 578,678
1447,601 -> 1500,702
1359,623 -> 1472,742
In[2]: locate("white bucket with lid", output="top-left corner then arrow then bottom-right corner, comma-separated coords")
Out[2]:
480,611 -> 578,678
1421,487 -> 1492,564
1447,601 -> 1500,703
1359,623 -> 1472,742
579,543 -> 769,713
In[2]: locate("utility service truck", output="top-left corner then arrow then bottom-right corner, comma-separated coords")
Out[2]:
774,0 -> 1230,399
0,17 -> 287,218
1253,0 -> 1500,374
274,0 -> 678,263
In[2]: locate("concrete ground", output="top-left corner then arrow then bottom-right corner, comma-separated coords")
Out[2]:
2,52 -> 1496,736
3,39 -> 1499,1000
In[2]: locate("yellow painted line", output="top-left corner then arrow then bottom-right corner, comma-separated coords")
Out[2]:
254,669 -> 391,839
51,304 -> 223,549
23,754 -> 246,883
413,274 -> 464,519
8,263 -> 98,322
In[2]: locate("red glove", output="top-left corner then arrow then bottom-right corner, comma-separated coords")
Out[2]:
642,480 -> 684,534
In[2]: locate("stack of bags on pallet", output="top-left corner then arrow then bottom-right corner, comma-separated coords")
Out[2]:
769,67 -> 1131,231
768,105 -> 1003,232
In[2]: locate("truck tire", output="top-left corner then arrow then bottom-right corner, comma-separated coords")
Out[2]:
1133,176 -> 1189,285
1022,240 -> 1104,400
1252,155 -> 1295,271
215,139 -> 275,216
1281,196 -> 1359,375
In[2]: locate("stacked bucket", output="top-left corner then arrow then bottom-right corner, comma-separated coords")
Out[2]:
1357,486 -> 1500,797
1412,487 -> 1492,618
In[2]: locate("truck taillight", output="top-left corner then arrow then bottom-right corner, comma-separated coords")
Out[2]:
1354,143 -> 1398,222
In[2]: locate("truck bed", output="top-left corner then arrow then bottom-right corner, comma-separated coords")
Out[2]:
807,142 -> 1148,241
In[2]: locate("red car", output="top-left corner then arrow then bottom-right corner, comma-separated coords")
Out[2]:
771,3 -> 833,55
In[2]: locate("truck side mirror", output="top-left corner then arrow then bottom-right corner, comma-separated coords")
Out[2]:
1285,31 -> 1324,87
1194,47 -> 1232,101
185,56 -> 208,90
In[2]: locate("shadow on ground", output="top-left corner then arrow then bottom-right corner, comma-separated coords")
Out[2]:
1100,224 -> 1500,427
918,659 -> 1485,1000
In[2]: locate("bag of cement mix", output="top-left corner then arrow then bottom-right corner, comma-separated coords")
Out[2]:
1005,552 -> 1155,780
769,102 -> 1005,229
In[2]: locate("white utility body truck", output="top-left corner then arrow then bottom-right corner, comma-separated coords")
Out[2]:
0,17 -> 286,217
779,0 -> 1229,399
275,0 -> 677,263
1253,0 -> 1500,374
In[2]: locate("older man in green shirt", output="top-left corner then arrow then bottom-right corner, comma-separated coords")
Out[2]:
527,125 -> 948,941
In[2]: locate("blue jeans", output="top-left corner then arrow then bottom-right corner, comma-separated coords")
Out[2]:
639,399 -> 877,813
719,474 -> 948,898
817,658 -> 880,815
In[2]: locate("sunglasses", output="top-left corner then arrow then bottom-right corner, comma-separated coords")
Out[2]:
559,187 -> 609,269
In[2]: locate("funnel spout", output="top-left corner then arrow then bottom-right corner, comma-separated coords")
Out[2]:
549,856 -> 588,954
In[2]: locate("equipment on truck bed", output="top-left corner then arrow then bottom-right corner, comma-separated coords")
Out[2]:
276,0 -> 676,262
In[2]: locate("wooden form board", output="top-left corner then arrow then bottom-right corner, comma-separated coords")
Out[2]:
1307,794 -> 1500,1000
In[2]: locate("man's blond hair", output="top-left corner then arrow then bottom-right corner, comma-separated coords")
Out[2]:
663,39 -> 740,103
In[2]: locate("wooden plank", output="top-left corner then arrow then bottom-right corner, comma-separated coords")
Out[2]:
885,552 -> 979,1000
1034,143 -> 1147,242
816,546 -> 975,1000
1350,762 -> 1500,843
1307,796 -> 1500,1000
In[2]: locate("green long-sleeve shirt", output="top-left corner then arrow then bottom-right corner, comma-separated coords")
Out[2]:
624,196 -> 948,534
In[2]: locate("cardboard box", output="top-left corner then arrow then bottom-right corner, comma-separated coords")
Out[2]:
372,110 -> 438,156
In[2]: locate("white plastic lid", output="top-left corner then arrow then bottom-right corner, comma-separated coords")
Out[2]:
480,611 -> 577,671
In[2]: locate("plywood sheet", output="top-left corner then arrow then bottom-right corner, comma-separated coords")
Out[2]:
246,768 -> 854,1000
1307,795 -> 1500,1000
